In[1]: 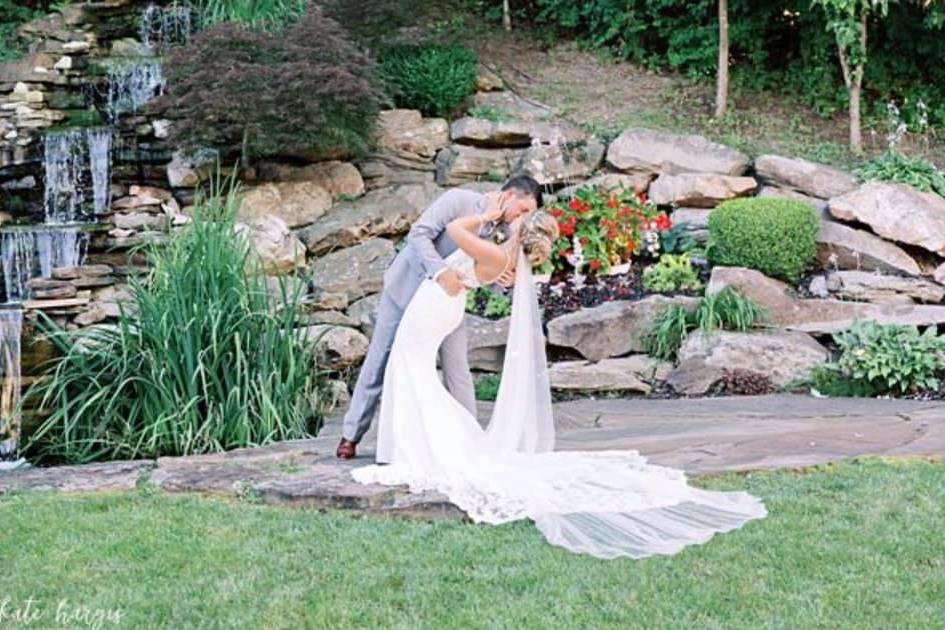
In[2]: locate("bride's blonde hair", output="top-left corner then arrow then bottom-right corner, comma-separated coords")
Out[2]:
519,210 -> 560,267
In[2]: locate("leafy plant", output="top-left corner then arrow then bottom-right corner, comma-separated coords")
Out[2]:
546,186 -> 672,275
377,43 -> 477,117
192,0 -> 308,30
855,150 -> 945,197
642,287 -> 767,360
475,374 -> 501,401
465,287 -> 512,319
21,168 -> 326,465
659,223 -> 698,255
708,197 -> 819,283
147,5 -> 383,167
809,320 -> 945,396
642,254 -> 703,293
467,105 -> 511,122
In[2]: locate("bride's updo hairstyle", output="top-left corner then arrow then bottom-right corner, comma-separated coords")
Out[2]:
520,210 -> 560,267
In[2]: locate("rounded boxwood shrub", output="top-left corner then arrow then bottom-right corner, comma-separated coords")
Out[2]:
708,197 -> 820,282
378,43 -> 477,117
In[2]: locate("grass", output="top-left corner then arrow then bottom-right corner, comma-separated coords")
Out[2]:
1,457 -> 943,627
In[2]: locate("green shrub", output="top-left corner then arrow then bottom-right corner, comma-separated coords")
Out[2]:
378,43 -> 477,117
808,321 -> 945,396
465,287 -> 512,319
22,169 -> 326,465
642,254 -> 703,293
0,0 -> 47,61
855,151 -> 945,197
708,197 -> 819,283
193,0 -> 308,30
642,287 -> 767,360
658,224 -> 698,255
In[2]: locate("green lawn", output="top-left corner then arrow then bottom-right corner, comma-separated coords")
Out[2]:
1,457 -> 943,628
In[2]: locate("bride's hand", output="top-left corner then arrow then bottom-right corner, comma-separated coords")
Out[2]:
481,192 -> 508,223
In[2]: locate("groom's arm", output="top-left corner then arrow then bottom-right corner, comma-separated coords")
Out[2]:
407,188 -> 483,280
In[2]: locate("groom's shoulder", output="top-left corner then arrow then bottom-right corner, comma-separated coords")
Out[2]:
430,186 -> 485,211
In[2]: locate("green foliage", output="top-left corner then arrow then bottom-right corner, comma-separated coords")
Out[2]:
193,0 -> 308,30
467,105 -> 511,122
377,43 -> 477,117
642,287 -> 767,360
149,5 -> 382,165
529,0 -> 945,128
810,320 -> 945,396
855,150 -> 945,197
642,254 -> 703,294
0,0 -> 55,61
21,169 -> 325,465
475,374 -> 501,401
465,287 -> 512,319
658,223 -> 698,255
708,197 -> 819,283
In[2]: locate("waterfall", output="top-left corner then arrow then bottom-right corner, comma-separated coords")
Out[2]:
43,129 -> 87,224
0,228 -> 87,303
103,58 -> 166,123
88,126 -> 113,216
0,308 -> 23,462
139,2 -> 198,53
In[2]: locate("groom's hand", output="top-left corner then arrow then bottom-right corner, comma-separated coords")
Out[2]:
437,269 -> 467,296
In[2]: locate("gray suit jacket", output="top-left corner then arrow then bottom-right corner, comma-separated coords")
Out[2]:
383,188 -> 494,310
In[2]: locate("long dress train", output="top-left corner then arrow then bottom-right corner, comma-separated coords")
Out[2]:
351,249 -> 767,559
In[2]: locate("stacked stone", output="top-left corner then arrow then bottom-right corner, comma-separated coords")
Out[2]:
23,263 -> 133,329
101,184 -> 187,248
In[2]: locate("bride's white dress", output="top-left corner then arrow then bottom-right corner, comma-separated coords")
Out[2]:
351,248 -> 767,559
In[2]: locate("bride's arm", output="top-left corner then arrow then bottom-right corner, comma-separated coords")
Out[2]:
446,214 -> 507,283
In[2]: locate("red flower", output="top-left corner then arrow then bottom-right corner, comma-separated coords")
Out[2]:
589,260 -> 602,270
569,198 -> 590,214
579,237 -> 589,245
606,196 -> 619,209
636,191 -> 648,204
558,217 -> 576,237
655,214 -> 672,231
549,207 -> 564,218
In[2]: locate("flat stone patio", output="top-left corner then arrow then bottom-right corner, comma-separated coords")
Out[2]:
1,395 -> 942,520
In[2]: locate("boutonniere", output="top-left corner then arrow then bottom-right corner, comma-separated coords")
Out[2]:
491,224 -> 510,245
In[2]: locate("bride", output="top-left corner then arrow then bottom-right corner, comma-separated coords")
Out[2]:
350,198 -> 768,560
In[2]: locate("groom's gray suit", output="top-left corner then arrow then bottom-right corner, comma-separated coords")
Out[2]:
341,187 -> 504,444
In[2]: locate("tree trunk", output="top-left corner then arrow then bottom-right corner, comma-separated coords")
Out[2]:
240,128 -> 250,171
503,0 -> 511,31
714,0 -> 729,117
836,14 -> 867,154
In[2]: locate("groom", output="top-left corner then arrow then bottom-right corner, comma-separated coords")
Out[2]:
336,175 -> 543,459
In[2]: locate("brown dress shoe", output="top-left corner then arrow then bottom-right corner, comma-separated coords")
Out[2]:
336,438 -> 357,459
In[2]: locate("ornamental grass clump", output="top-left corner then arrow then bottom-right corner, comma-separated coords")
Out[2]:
22,171 -> 326,465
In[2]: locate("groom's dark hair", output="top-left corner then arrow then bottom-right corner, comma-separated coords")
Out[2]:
502,174 -> 543,209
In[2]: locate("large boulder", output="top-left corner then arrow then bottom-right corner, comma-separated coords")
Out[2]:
707,266 -> 945,334
346,294 -> 381,338
514,137 -> 605,186
237,181 -> 332,229
757,186 -> 829,217
649,173 -> 757,208
296,183 -> 440,256
235,215 -> 306,276
547,295 -> 700,361
434,145 -> 521,186
549,356 -> 672,393
557,172 -> 652,197
828,182 -> 945,256
310,239 -> 396,308
297,325 -> 369,369
754,155 -> 858,199
374,109 -> 450,166
816,220 -> 921,276
667,329 -> 829,395
824,271 -> 945,304
166,147 -> 224,188
450,117 -> 586,148
254,160 -> 365,199
606,128 -> 749,177
465,314 -> 510,372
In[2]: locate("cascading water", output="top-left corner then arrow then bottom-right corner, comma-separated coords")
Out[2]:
102,58 -> 166,124
139,1 -> 199,53
0,308 -> 24,466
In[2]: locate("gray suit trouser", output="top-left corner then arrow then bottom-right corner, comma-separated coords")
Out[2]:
340,289 -> 476,445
